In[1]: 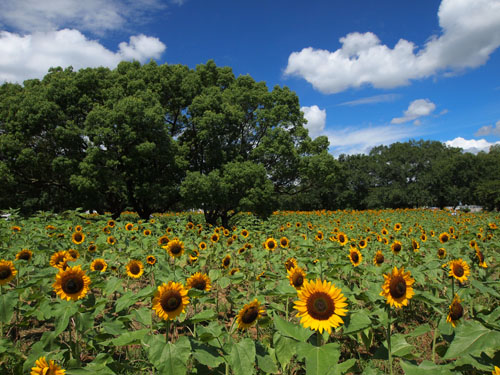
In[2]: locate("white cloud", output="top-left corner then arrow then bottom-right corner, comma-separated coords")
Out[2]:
0,0 -> 165,34
325,124 -> 421,156
391,99 -> 436,124
301,105 -> 326,139
285,0 -> 500,93
445,137 -> 500,153
475,120 -> 500,137
0,29 -> 166,83
338,93 -> 400,106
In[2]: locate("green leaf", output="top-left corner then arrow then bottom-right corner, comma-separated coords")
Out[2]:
273,333 -> 297,368
443,320 -> 500,359
189,309 -> 216,323
389,334 -> 415,358
229,338 -> 256,375
112,329 -> 149,346
218,276 -> 230,289
399,360 -> 454,374
144,334 -> 192,375
114,291 -> 135,313
256,343 -> 278,374
192,345 -> 225,368
334,358 -> 356,375
273,313 -> 314,342
343,311 -> 371,334
54,303 -> 78,336
300,342 -> 340,375
132,307 -> 152,327
0,291 -> 17,323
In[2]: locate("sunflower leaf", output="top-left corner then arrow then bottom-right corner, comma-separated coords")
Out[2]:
273,313 -> 314,342
144,334 -> 192,375
229,338 -> 256,375
111,328 -> 149,346
443,320 -> 500,359
54,302 -> 78,336
399,360 -> 454,374
0,291 -> 17,323
301,342 -> 340,375
343,311 -> 372,334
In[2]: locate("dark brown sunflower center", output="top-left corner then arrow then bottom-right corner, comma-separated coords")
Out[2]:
161,291 -> 182,312
450,302 -> 463,320
376,253 -> 384,263
89,245 -> 96,252
18,252 -> 31,260
74,234 -> 83,242
241,305 -> 259,324
307,292 -> 334,320
438,249 -> 445,256
393,243 -> 401,253
0,266 -> 12,279
192,279 -> 206,290
292,273 -> 304,287
389,276 -> 406,299
62,276 -> 84,294
94,262 -> 104,271
453,264 -> 464,277
441,235 -> 449,242
223,257 -> 230,267
351,252 -> 359,263
268,241 -> 276,249
170,244 -> 182,255
476,251 -> 484,262
339,235 -> 345,243
130,263 -> 141,274
281,239 -> 288,246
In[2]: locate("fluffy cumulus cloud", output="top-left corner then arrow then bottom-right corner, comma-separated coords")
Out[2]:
475,120 -> 500,137
325,124 -> 421,156
0,0 -> 165,34
445,137 -> 500,153
285,0 -> 500,93
301,105 -> 326,138
0,29 -> 166,83
391,99 -> 436,124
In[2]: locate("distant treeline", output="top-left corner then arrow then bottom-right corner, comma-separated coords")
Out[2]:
1,61 -> 499,224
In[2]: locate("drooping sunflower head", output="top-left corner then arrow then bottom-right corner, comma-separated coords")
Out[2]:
448,259 -> 470,283
158,235 -> 169,246
412,239 -> 420,252
50,251 -> 70,269
88,243 -> 97,253
186,222 -> 194,230
165,238 -> 185,258
348,248 -> 362,267
237,299 -> 265,330
152,281 -> 189,320
439,232 -> 450,244
222,254 -> 231,269
284,257 -> 298,271
446,294 -> 464,328
380,266 -> 415,309
30,356 -> 65,375
420,233 -> 427,242
264,238 -> 278,251
288,266 -> 306,290
437,247 -> 447,259
0,260 -> 17,286
315,231 -> 324,241
147,255 -> 157,265
16,249 -> 33,261
391,241 -> 402,255
294,278 -> 348,334
90,258 -> 107,272
229,268 -> 239,276
53,265 -> 91,301
126,260 -> 144,279
186,272 -> 211,291
67,249 -> 80,261
373,250 -> 384,266
475,248 -> 487,268
71,231 -> 85,245
280,237 -> 290,248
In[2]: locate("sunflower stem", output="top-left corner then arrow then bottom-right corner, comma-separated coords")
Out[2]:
0,285 -> 3,337
387,306 -> 393,375
285,297 -> 289,321
451,277 -> 455,299
431,323 -> 437,363
166,319 -> 170,343
316,331 -> 322,347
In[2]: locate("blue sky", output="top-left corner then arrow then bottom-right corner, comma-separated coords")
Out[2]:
1,0 -> 500,156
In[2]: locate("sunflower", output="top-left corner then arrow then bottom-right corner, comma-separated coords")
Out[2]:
126,260 -> 144,279
394,223 -> 402,231
238,247 -> 246,254
125,223 -> 134,231
284,257 -> 298,271
337,232 -> 348,246
88,243 -> 97,253
90,259 -> 107,272
294,279 -> 348,334
373,250 -> 384,266
488,223 -> 498,230
107,220 -> 116,228
446,294 -> 464,328
158,235 -> 169,246
186,272 -> 211,291
230,268 -> 239,276
16,249 -> 33,261
0,260 -> 17,286
186,222 -> 194,230
469,239 -> 478,249
380,266 -> 415,309
165,238 -> 185,258
67,249 -> 80,261
210,233 -> 219,243
50,251 -> 70,268
280,237 -> 290,248
437,247 -> 447,259
358,239 -> 367,249
107,236 -> 116,245
390,241 -> 402,255
30,356 -> 65,375
11,225 -> 21,233
448,259 -> 470,283
475,248 -> 487,268
264,238 -> 278,251
288,266 -> 306,290
147,255 -> 157,265
439,232 -> 450,244
381,228 -> 389,236
143,229 -> 151,236
348,248 -> 362,267
411,239 -> 420,252
420,233 -> 427,242
493,366 -> 500,375
237,299 -> 265,330
71,232 -> 85,245
222,254 -> 231,269
53,265 -> 91,301
198,241 -> 207,251
315,231 -> 324,241
152,281 -> 189,320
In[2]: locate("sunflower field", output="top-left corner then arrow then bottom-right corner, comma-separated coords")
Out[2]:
0,208 -> 499,375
